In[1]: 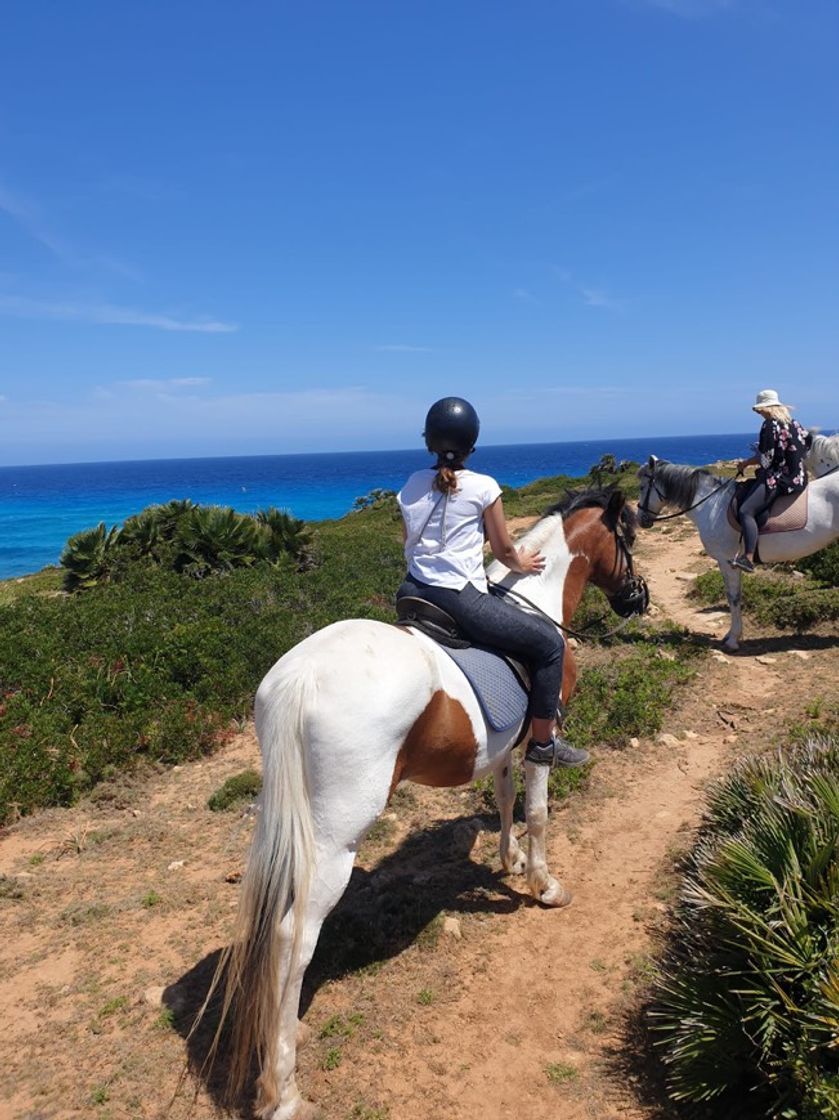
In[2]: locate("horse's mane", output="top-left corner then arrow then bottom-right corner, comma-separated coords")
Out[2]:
647,461 -> 726,509
541,486 -> 639,542
810,433 -> 839,463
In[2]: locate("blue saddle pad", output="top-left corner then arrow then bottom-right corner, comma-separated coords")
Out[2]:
440,645 -> 529,733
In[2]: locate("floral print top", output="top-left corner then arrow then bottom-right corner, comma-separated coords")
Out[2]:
756,418 -> 810,494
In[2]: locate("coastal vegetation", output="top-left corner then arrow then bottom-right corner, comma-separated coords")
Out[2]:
691,542 -> 839,630
0,464 -> 662,824
652,736 -> 839,1118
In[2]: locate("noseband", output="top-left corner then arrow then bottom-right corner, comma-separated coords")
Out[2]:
607,523 -> 650,618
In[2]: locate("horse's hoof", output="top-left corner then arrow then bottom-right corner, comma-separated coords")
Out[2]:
504,851 -> 527,876
539,880 -> 573,908
296,1020 -> 313,1050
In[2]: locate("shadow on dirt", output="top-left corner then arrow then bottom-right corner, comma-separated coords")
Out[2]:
165,813 -> 526,1114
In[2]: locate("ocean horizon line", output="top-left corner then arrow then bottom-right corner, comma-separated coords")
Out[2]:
0,431 -> 764,580
0,430 -> 754,473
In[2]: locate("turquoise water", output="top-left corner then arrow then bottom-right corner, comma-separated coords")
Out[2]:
0,433 -> 755,578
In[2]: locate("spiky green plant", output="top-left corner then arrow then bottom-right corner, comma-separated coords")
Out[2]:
60,523 -> 123,591
651,737 -> 839,1118
174,506 -> 262,577
254,507 -> 315,569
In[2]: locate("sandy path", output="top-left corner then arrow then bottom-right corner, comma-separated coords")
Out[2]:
0,522 -> 835,1120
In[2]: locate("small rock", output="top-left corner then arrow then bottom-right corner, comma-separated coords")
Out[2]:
15,871 -> 35,880
382,812 -> 398,822
755,656 -> 777,666
443,917 -> 462,940
131,809 -> 142,817
225,869 -> 242,884
167,860 -> 185,872
656,733 -> 680,748
724,734 -> 738,744
143,986 -> 165,1007
629,737 -> 641,749
656,649 -> 677,661
790,650 -> 811,660
675,572 -> 696,582
791,570 -> 806,580
567,637 -> 580,650
710,651 -> 729,663
683,730 -> 699,740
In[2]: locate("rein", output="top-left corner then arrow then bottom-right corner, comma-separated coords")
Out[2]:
487,525 -> 643,644
639,473 -> 732,522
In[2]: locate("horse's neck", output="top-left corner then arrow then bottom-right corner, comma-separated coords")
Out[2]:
486,514 -> 572,623
682,473 -> 732,528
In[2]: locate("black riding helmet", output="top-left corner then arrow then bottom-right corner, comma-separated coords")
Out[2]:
423,397 -> 480,460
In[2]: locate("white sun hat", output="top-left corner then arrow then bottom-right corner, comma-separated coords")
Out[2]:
752,388 -> 794,412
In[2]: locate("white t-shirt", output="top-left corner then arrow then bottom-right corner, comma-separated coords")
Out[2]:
397,468 -> 503,592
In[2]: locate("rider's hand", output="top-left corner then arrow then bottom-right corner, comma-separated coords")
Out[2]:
736,460 -> 746,476
517,547 -> 546,574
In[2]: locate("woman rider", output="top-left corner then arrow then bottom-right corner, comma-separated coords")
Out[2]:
730,388 -> 810,573
395,397 -> 589,768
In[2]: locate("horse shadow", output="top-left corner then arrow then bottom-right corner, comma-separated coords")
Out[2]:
166,813 -> 526,1113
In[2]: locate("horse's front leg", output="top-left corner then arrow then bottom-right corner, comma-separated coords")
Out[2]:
494,755 -> 526,875
717,560 -> 744,651
524,761 -> 572,908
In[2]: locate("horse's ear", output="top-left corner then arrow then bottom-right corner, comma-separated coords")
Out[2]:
604,489 -> 626,528
648,454 -> 658,468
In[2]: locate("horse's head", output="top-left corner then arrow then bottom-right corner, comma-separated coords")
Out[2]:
637,455 -> 665,529
557,488 -> 650,618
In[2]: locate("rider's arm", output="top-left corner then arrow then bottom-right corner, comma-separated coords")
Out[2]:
483,497 -> 545,575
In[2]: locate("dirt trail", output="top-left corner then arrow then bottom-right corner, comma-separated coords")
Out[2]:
1,525 -> 836,1120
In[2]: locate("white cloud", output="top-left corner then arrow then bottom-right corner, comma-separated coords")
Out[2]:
0,184 -> 70,259
119,377 -> 212,392
0,295 -> 237,333
580,286 -> 625,311
373,344 -> 432,353
635,0 -> 736,16
512,288 -> 540,305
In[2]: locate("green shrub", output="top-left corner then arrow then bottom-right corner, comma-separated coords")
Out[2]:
693,568 -> 839,629
564,640 -> 698,751
0,503 -> 404,822
796,541 -> 839,588
207,769 -> 262,812
651,737 -> 839,1118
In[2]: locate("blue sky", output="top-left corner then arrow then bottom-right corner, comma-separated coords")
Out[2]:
1,0 -> 837,466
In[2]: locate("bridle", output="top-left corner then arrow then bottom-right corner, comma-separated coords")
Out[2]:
638,459 -> 731,524
488,514 -> 649,643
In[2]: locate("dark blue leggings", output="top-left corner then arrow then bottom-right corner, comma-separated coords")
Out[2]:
396,575 -> 565,719
738,482 -> 774,556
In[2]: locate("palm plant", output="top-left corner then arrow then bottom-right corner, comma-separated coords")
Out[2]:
174,506 -> 262,577
651,737 -> 839,1118
254,507 -> 315,569
60,523 -> 123,591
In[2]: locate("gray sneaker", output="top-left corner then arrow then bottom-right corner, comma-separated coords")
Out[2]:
525,736 -> 591,768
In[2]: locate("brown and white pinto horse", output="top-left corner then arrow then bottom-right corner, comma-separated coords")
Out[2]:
213,489 -> 646,1120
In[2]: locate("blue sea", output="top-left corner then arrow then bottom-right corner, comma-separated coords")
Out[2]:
0,433 -> 755,579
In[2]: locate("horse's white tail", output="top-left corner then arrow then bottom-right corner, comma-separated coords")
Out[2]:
217,658 -> 316,1109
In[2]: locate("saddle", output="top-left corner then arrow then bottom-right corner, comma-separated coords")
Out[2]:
727,485 -> 809,536
395,597 -> 531,738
